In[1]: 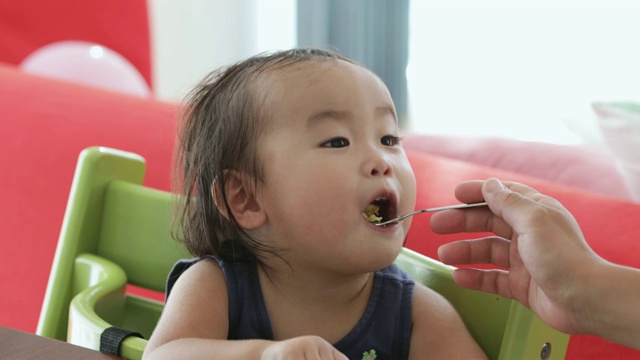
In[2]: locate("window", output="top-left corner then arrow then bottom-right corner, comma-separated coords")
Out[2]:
407,1 -> 640,144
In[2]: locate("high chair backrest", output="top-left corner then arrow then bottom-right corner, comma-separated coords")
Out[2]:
37,147 -> 569,360
37,147 -> 190,358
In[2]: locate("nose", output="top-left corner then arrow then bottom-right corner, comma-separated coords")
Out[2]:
365,149 -> 393,177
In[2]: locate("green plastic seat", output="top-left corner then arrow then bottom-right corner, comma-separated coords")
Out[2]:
37,147 -> 569,359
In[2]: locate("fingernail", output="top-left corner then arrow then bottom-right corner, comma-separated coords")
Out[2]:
485,178 -> 505,193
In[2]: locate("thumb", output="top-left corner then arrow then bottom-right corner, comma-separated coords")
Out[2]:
481,178 -> 541,233
482,178 -> 522,219
483,177 -> 506,194
481,178 -> 511,216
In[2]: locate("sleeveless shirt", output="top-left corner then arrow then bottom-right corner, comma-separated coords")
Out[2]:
166,257 -> 414,360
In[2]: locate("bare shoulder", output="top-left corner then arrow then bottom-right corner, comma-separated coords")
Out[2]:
409,283 -> 487,359
145,258 -> 229,353
169,258 -> 228,302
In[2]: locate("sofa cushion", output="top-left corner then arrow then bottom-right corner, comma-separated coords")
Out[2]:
402,134 -> 632,202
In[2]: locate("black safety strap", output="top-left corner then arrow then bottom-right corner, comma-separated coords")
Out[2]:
100,326 -> 144,355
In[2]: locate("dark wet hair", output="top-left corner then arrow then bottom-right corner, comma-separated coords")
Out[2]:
173,48 -> 355,261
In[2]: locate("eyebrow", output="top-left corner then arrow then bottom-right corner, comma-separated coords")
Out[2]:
307,110 -> 350,125
306,105 -> 397,126
378,105 -> 398,123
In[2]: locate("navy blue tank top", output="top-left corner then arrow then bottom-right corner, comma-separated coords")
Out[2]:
167,257 -> 414,360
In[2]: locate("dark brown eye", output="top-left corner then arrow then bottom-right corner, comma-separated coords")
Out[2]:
381,135 -> 401,146
322,137 -> 350,148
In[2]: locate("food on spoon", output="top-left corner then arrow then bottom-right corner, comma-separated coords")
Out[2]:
363,204 -> 382,223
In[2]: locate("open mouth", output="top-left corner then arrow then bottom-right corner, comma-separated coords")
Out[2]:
362,198 -> 395,225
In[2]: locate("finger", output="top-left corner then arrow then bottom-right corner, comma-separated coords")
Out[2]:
482,178 -> 567,233
451,268 -> 514,299
452,178 -> 541,203
333,349 -> 349,360
316,346 -> 348,360
432,178 -> 568,239
317,345 -> 349,360
496,180 -> 543,198
452,180 -> 486,204
312,341 -> 348,360
433,178 -> 563,235
455,179 -> 550,206
437,237 -> 511,268
430,206 -> 515,240
485,178 -> 564,211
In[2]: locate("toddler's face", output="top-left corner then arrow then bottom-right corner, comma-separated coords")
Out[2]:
254,59 -> 417,273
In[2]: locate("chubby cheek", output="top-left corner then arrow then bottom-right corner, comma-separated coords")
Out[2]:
262,168 -> 354,237
398,162 -> 417,244
399,157 -> 417,212
297,178 -> 353,231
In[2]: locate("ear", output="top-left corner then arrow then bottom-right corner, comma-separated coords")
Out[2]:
212,170 -> 266,230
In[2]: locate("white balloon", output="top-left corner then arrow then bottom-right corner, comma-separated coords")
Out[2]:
20,40 -> 151,98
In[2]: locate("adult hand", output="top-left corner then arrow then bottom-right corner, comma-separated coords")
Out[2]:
431,178 -> 603,334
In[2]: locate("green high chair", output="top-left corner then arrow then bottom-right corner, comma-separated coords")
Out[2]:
37,147 -> 569,359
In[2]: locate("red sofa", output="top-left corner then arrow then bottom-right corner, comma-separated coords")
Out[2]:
2,64 -> 639,358
0,64 -> 174,331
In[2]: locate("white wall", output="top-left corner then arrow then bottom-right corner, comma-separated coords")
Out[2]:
148,0 -> 295,102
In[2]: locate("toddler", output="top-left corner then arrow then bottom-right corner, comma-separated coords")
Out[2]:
143,48 -> 486,360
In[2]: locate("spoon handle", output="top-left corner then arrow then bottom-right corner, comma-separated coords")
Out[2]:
375,202 -> 488,227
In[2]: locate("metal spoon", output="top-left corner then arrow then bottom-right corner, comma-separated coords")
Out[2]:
374,202 -> 488,227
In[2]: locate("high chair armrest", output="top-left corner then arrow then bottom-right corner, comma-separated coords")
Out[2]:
68,253 -> 149,359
